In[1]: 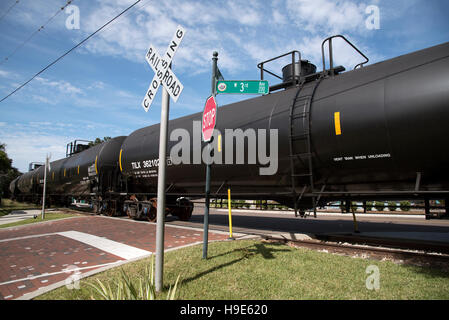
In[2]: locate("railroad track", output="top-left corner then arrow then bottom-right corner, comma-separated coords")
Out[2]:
264,235 -> 449,271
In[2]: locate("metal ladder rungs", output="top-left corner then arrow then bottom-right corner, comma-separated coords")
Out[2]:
292,173 -> 313,178
290,112 -> 308,120
289,152 -> 312,158
293,95 -> 313,102
290,133 -> 309,141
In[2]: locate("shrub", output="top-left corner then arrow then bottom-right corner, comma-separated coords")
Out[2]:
399,200 -> 411,211
374,201 -> 385,212
387,201 -> 397,211
365,201 -> 374,211
88,255 -> 180,300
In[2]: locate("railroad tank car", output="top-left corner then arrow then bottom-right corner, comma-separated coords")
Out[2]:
119,40 -> 449,217
9,37 -> 449,220
15,165 -> 44,203
8,176 -> 20,199
45,136 -> 126,212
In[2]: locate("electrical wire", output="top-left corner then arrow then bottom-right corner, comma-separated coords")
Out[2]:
0,0 -> 20,24
0,0 -> 142,104
0,0 -> 74,66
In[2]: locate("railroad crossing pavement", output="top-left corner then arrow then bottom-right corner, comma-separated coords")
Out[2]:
0,215 -> 234,300
0,210 -> 41,226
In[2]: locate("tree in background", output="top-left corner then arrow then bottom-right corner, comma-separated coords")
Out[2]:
0,143 -> 21,204
88,137 -> 112,147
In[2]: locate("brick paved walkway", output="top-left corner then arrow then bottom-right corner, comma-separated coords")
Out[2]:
0,215 -> 229,300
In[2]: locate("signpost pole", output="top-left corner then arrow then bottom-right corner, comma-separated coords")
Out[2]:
155,86 -> 170,292
202,51 -> 218,260
141,25 -> 185,292
41,154 -> 48,220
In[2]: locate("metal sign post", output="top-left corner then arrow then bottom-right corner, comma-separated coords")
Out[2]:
155,86 -> 170,291
141,25 -> 186,292
202,51 -> 218,259
41,154 -> 50,220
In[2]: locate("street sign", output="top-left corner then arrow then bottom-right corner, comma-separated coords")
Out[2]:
142,25 -> 186,112
216,80 -> 269,95
202,95 -> 217,142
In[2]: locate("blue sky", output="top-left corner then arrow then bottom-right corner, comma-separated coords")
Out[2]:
0,0 -> 448,172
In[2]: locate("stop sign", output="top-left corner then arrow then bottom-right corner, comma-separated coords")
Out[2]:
202,95 -> 217,142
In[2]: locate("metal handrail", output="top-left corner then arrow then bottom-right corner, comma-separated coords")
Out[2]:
66,139 -> 93,157
321,35 -> 369,76
257,50 -> 301,88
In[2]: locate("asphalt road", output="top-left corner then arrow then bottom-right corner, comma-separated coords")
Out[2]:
167,206 -> 449,237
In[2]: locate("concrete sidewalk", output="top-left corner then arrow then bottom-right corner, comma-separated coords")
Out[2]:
0,210 -> 41,226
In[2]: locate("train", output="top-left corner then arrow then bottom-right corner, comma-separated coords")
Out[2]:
9,36 -> 449,221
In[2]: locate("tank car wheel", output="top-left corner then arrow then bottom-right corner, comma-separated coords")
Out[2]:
106,208 -> 114,217
127,206 -> 137,219
177,198 -> 193,221
147,199 -> 157,222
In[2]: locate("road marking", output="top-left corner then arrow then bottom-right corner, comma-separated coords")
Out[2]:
0,260 -> 123,287
58,231 -> 151,260
1,231 -> 151,260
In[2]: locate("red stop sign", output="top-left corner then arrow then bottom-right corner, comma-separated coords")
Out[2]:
202,95 -> 217,142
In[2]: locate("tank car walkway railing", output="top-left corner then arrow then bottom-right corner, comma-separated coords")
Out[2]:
321,35 -> 369,77
257,50 -> 301,92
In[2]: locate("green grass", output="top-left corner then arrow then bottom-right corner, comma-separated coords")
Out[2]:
0,212 -> 80,228
0,198 -> 39,217
36,240 -> 449,300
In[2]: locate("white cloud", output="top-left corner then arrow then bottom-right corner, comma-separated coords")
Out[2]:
0,120 -> 134,173
0,69 -> 10,78
286,0 -> 367,35
35,76 -> 83,95
32,94 -> 56,105
0,127 -> 76,172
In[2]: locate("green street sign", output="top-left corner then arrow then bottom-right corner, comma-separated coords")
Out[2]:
216,80 -> 269,95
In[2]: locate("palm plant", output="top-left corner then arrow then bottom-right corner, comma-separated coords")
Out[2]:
88,255 -> 180,300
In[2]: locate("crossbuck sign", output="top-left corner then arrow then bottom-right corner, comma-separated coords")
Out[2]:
142,25 -> 186,111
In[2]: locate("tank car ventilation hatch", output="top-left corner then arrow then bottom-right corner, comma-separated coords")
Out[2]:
66,139 -> 92,157
257,35 -> 369,93
282,60 -> 317,83
28,162 -> 43,172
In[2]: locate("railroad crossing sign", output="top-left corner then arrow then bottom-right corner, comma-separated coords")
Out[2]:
202,95 -> 217,142
142,25 -> 186,112
216,80 -> 269,95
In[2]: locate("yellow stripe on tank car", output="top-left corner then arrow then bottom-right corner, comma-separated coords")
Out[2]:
95,156 -> 98,175
119,149 -> 123,172
64,168 -> 66,177
77,165 -> 80,175
334,112 -> 342,135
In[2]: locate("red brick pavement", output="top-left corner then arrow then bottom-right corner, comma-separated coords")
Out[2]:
0,216 -> 229,300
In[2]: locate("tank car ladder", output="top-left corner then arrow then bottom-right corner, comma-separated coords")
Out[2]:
289,78 -> 322,217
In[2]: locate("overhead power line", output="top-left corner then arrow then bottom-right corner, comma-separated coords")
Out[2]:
0,0 -> 20,24
0,0 -> 74,66
0,0 -> 142,104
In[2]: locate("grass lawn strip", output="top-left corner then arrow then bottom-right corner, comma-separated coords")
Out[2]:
36,239 -> 449,300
